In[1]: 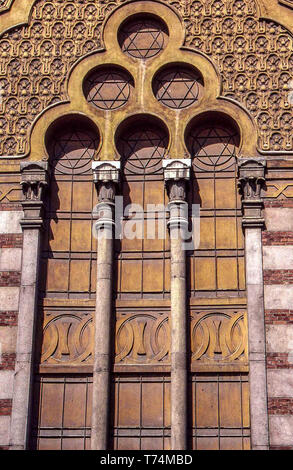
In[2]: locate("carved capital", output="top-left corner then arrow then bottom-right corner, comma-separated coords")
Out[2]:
20,161 -> 49,227
238,158 -> 266,228
163,159 -> 191,202
92,161 -> 120,203
20,161 -> 49,201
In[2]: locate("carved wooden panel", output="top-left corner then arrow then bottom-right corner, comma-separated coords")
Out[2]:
190,310 -> 248,367
115,312 -> 170,365
41,310 -> 94,365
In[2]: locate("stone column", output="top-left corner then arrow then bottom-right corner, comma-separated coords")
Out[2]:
91,161 -> 120,450
9,162 -> 48,450
163,159 -> 191,451
238,158 -> 269,450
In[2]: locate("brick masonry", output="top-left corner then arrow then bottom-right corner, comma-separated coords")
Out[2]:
264,270 -> 293,284
267,353 -> 293,369
0,234 -> 22,249
268,398 -> 293,414
262,232 -> 293,245
0,272 -> 21,287
0,399 -> 12,416
0,353 -> 16,371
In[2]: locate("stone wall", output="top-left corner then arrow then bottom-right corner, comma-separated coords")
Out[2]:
264,202 -> 293,450
0,205 -> 22,448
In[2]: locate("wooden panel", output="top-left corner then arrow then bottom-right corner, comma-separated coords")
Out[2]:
49,219 -> 71,252
219,382 -> 242,427
143,259 -> 164,292
216,218 -> 237,249
199,218 -> 215,249
194,257 -> 216,290
191,374 -> 250,450
196,382 -> 218,427
47,259 -> 69,292
112,376 -> 171,450
32,376 -> 92,450
215,179 -> 236,209
71,220 -> 92,252
120,260 -> 142,292
50,181 -> 72,212
217,257 -> 238,290
197,179 -> 214,209
69,260 -> 90,292
72,181 -> 93,212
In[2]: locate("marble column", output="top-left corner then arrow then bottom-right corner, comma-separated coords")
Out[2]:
163,159 -> 191,450
9,162 -> 48,450
91,161 -> 120,450
238,158 -> 269,450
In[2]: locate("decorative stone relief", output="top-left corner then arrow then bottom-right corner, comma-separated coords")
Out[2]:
0,0 -> 292,156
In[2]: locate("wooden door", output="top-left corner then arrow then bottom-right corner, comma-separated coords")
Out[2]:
30,115 -> 249,450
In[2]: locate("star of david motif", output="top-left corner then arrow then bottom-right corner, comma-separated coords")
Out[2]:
85,70 -> 132,110
155,69 -> 202,109
52,129 -> 98,175
189,127 -> 238,171
120,129 -> 167,175
120,19 -> 166,59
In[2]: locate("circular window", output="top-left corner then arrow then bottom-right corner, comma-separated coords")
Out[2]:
83,67 -> 134,110
118,15 -> 168,59
153,65 -> 203,109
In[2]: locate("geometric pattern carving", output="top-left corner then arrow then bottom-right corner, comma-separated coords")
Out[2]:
0,0 -> 293,155
117,124 -> 168,175
187,125 -> 239,171
118,15 -> 168,59
190,311 -> 247,363
84,67 -> 133,110
49,125 -> 99,175
115,313 -> 170,364
153,66 -> 203,109
41,312 -> 94,364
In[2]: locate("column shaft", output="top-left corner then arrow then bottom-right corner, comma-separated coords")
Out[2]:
10,228 -> 41,449
245,227 -> 269,450
170,234 -> 187,450
91,225 -> 113,450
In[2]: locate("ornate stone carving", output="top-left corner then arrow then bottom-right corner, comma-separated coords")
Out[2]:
190,310 -> 248,364
20,161 -> 48,201
115,312 -> 170,364
0,0 -> 293,157
41,311 -> 94,364
20,161 -> 49,226
163,159 -> 191,202
238,158 -> 266,200
92,161 -> 120,203
238,158 -> 266,228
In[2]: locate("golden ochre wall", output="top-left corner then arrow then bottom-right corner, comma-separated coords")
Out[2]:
0,0 -> 293,451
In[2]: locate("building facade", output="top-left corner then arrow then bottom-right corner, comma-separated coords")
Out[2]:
0,0 -> 293,450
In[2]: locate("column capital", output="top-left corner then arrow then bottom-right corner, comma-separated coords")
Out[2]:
163,159 -> 191,202
92,161 -> 121,203
237,158 -> 266,229
20,161 -> 49,229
